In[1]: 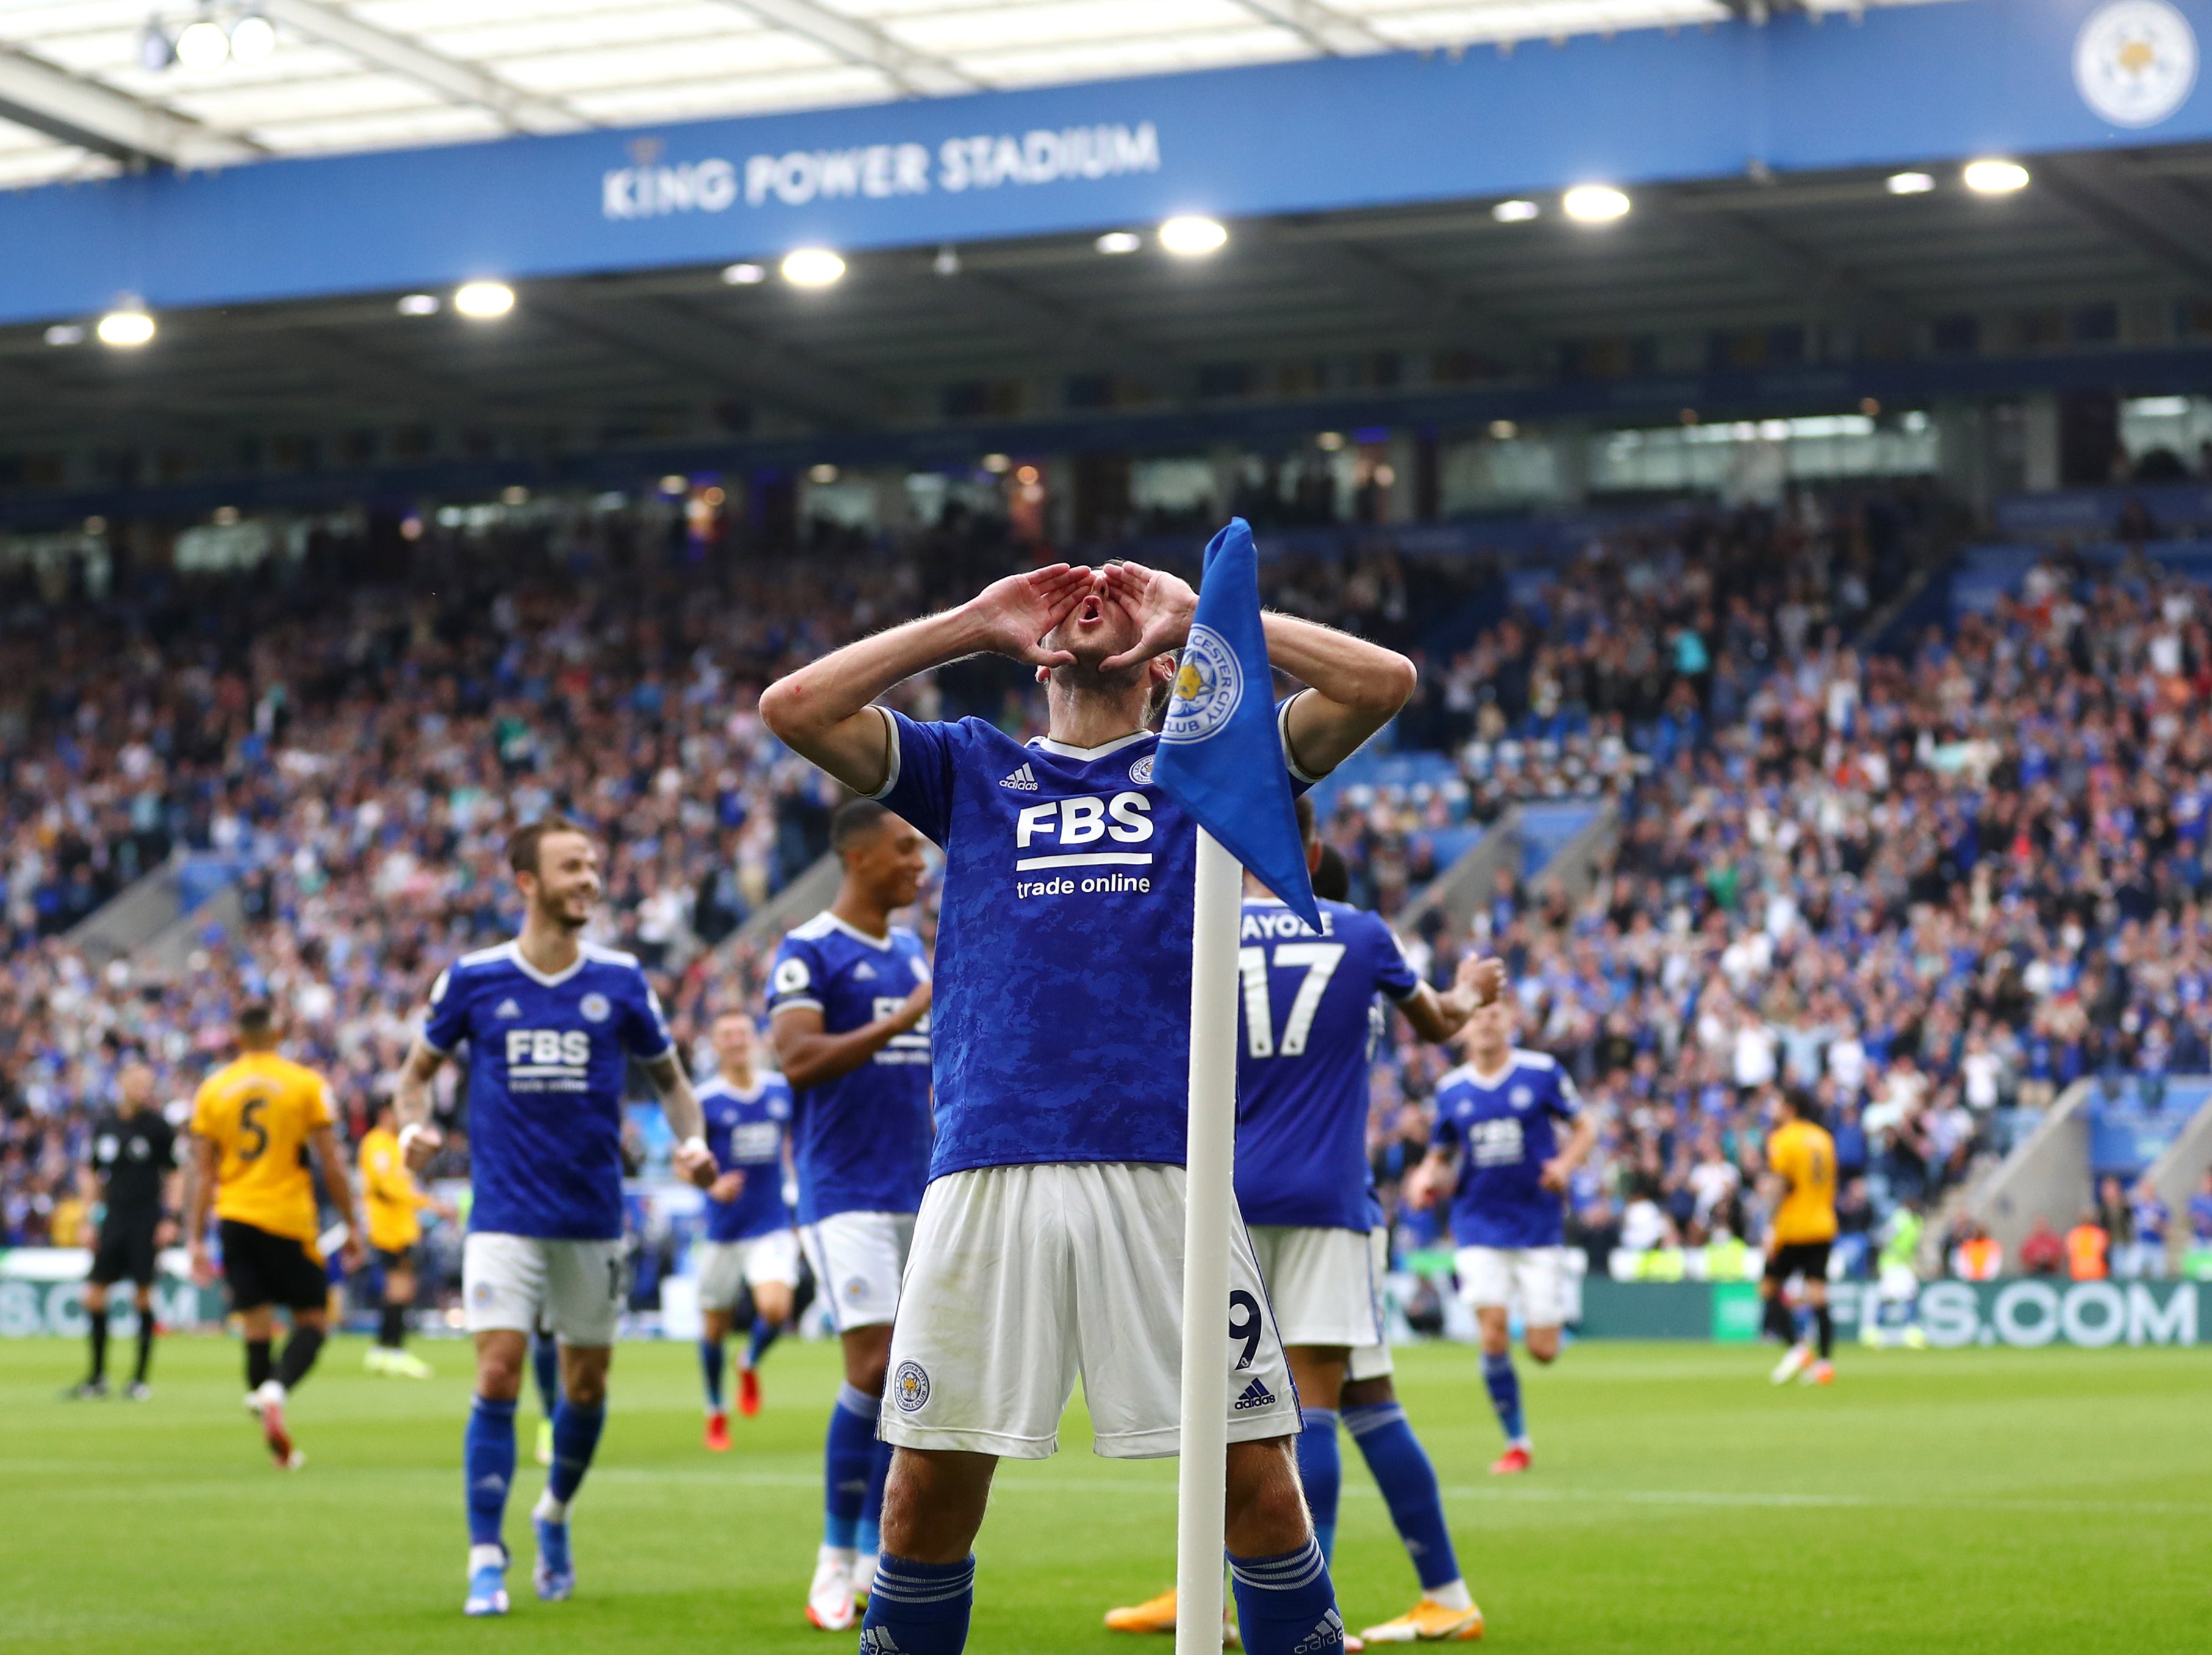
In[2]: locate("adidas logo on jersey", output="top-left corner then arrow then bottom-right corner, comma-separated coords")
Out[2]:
494,999 -> 522,1019
999,763 -> 1039,790
1294,1609 -> 1346,1653
853,962 -> 877,980
858,1632 -> 903,1654
1233,1376 -> 1276,1411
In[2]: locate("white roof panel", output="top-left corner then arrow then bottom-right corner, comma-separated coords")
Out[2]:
0,0 -> 1959,184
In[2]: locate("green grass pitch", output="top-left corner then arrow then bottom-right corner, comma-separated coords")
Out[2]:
1,1334 -> 2205,1653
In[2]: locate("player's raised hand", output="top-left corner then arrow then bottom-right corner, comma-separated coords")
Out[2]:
1097,560 -> 1198,672
709,1169 -> 745,1203
673,1137 -> 720,1191
968,563 -> 1092,668
398,1119 -> 443,1171
1457,953 -> 1507,1007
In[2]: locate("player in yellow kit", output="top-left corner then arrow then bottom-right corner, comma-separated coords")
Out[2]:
185,1002 -> 364,1467
1760,1086 -> 1839,1387
361,1096 -> 453,1379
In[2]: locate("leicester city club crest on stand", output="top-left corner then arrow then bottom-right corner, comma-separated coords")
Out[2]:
2075,0 -> 2199,128
1161,623 -> 1243,745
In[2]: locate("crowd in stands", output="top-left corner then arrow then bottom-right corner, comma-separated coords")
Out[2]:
11,485 -> 2212,1313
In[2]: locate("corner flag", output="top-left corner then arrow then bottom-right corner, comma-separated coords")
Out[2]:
1157,519 -> 1320,1655
1152,518 -> 1322,931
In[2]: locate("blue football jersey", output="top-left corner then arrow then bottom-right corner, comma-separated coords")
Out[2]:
766,912 -> 934,1223
1234,897 -> 1420,1230
422,941 -> 674,1241
875,706 -> 1315,1178
1431,1050 -> 1582,1249
698,1072 -> 795,1242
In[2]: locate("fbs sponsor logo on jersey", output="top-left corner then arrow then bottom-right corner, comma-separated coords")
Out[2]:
1233,1375 -> 1276,1411
1012,791 -> 1157,899
998,763 -> 1039,791
505,1029 -> 592,1093
892,1360 -> 931,1412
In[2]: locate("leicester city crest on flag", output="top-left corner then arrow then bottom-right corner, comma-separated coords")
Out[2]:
1163,623 -> 1244,744
1152,518 -> 1321,930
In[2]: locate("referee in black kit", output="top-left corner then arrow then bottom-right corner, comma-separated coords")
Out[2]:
69,1061 -> 179,1400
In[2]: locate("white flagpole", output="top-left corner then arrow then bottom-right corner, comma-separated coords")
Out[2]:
1176,826 -> 1242,1655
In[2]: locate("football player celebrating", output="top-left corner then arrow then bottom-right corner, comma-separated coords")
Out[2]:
1407,998 -> 1595,1476
767,799 -> 935,1628
392,819 -> 717,1617
694,1007 -> 800,1446
761,556 -> 1415,1655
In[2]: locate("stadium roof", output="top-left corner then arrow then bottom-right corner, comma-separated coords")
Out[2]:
0,0 -> 1939,188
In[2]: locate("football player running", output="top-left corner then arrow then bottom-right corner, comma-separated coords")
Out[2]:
694,1007 -> 800,1446
761,556 -> 1415,1655
1406,998 -> 1595,1476
393,819 -> 717,1617
1107,797 -> 1503,1646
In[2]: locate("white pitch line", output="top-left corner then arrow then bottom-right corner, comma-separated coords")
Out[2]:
583,1467 -> 2212,1516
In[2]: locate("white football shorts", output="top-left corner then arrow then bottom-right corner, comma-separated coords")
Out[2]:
1456,1244 -> 1567,1328
696,1229 -> 803,1312
1349,1226 -> 1395,1382
1246,1223 -> 1384,1350
464,1232 -> 625,1347
882,1161 -> 1298,1460
799,1210 -> 915,1332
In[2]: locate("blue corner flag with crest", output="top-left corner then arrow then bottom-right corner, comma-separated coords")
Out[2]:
1154,519 -> 1323,932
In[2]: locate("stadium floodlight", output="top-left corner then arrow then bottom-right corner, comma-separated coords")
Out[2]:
43,323 -> 84,346
1095,231 -> 1143,255
781,248 -> 846,287
396,293 -> 440,315
1886,171 -> 1936,195
1492,199 -> 1540,222
808,464 -> 840,484
659,475 -> 688,495
1158,215 -> 1229,256
96,309 -> 156,347
453,281 -> 515,318
1964,159 -> 2030,194
721,262 -> 766,285
229,13 -> 276,63
1489,418 -> 1518,440
933,246 -> 961,276
175,18 -> 229,70
1562,185 -> 1631,223
981,453 -> 1011,473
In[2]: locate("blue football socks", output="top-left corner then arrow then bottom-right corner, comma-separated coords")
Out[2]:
859,1436 -> 893,1558
1296,1406 -> 1342,1562
700,1337 -> 726,1410
745,1314 -> 781,1370
545,1399 -> 606,1509
530,1335 -> 561,1416
858,1553 -> 975,1654
1481,1352 -> 1526,1446
464,1395 -> 518,1548
1229,1538 -> 1343,1655
824,1382 -> 878,1549
1344,1401 -> 1462,1592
